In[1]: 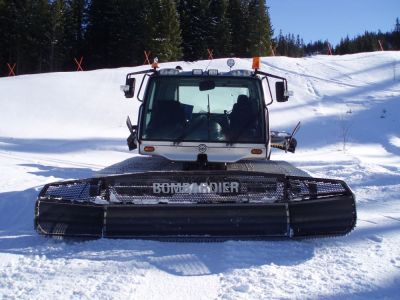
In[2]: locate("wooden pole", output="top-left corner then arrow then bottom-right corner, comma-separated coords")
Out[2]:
7,63 -> 16,76
378,40 -> 384,51
207,49 -> 214,60
144,51 -> 151,65
327,43 -> 333,55
270,45 -> 276,56
74,57 -> 84,71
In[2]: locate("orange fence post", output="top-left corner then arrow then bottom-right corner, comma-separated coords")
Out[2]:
327,43 -> 333,55
270,45 -> 276,56
7,63 -> 16,76
378,40 -> 384,51
74,57 -> 84,71
144,51 -> 151,65
207,49 -> 214,60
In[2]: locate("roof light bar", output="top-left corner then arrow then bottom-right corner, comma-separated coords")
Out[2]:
159,68 -> 180,75
192,69 -> 203,75
208,69 -> 218,75
228,70 -> 253,77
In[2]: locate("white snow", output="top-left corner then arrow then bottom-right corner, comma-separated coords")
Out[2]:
1,52 -> 400,299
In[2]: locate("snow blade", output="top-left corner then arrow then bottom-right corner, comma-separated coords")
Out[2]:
35,171 -> 356,239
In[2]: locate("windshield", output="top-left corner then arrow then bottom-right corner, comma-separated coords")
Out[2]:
140,76 -> 265,143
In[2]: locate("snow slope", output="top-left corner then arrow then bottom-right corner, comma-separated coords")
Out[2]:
1,52 -> 400,299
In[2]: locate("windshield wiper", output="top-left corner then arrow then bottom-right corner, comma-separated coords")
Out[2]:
173,116 -> 205,145
174,95 -> 212,145
173,125 -> 190,145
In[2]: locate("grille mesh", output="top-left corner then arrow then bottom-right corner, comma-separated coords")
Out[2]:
40,172 -> 350,205
288,178 -> 348,201
45,182 -> 91,202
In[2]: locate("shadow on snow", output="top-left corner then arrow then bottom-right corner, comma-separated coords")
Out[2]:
19,163 -> 94,180
0,136 -> 126,154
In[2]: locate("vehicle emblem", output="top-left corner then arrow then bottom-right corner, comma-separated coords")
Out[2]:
198,144 -> 207,153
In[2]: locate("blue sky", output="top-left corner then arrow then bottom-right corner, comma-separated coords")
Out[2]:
268,0 -> 400,46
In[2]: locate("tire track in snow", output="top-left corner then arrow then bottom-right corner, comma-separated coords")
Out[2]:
296,62 -> 321,99
261,60 -> 361,89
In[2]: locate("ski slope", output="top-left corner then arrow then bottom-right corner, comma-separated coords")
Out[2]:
1,52 -> 400,299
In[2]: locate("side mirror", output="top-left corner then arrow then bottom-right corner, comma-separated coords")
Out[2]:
121,77 -> 136,98
275,81 -> 289,102
126,116 -> 138,150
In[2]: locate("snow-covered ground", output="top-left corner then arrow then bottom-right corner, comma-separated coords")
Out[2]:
1,52 -> 400,299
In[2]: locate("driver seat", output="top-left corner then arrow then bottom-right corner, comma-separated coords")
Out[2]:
146,100 -> 186,138
229,95 -> 254,137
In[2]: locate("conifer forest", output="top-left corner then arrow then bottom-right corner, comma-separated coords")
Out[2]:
0,0 -> 399,76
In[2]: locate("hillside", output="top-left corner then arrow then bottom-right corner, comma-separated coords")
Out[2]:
0,52 -> 399,299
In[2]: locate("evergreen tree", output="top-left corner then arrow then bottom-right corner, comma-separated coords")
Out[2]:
5,0 -> 52,74
0,0 -> 9,74
48,0 -> 68,72
178,0 -> 209,60
147,0 -> 182,62
304,40 -> 327,55
392,17 -> 400,49
275,30 -> 285,55
395,17 -> 400,32
227,0 -> 248,57
85,0 -> 115,68
141,0 -> 159,62
116,0 -> 148,66
207,0 -> 231,58
247,0 -> 272,56
336,36 -> 352,54
63,0 -> 88,70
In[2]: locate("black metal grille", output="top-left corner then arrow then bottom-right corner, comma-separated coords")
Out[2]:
39,172 -> 351,205
45,182 -> 91,202
288,177 -> 348,201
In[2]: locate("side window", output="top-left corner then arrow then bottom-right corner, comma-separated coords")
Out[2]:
145,81 -> 157,127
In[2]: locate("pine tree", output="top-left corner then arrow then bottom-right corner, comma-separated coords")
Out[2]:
177,0 -> 209,60
147,0 -> 182,62
395,17 -> 400,32
85,0 -> 106,68
48,0 -> 68,72
8,0 -> 52,73
122,0 -> 150,66
162,0 -> 183,61
0,0 -> 9,74
63,0 -> 88,70
227,0 -> 248,57
247,0 -> 272,56
275,30 -> 285,55
392,17 -> 400,49
85,0 -> 122,68
207,0 -> 231,58
141,0 -> 159,62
